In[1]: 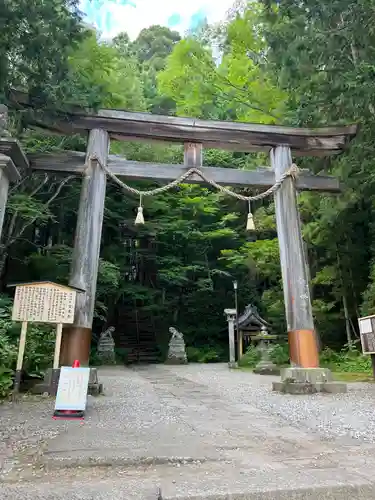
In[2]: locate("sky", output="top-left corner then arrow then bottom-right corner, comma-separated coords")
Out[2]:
80,0 -> 235,40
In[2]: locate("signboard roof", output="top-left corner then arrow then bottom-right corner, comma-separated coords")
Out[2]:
7,281 -> 85,293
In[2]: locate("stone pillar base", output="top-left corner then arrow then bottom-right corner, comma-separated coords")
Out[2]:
272,367 -> 347,394
228,361 -> 238,369
254,363 -> 280,376
165,357 -> 188,365
31,367 -> 103,396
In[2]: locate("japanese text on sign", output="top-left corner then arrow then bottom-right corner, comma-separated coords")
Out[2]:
12,284 -> 76,324
358,315 -> 375,354
54,367 -> 90,411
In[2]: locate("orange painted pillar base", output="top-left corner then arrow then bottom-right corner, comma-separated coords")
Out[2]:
288,329 -> 319,368
60,326 -> 92,366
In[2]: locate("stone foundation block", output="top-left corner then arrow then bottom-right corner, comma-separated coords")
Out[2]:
272,367 -> 347,394
228,362 -> 238,369
272,381 -> 317,394
321,381 -> 347,394
281,366 -> 333,384
254,366 -> 280,376
165,356 -> 188,365
31,367 -> 103,396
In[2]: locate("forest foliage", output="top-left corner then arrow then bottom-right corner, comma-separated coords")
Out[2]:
0,0 -> 374,393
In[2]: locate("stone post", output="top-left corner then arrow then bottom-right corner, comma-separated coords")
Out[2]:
0,155 -> 20,237
224,309 -> 237,368
0,106 -> 21,241
0,105 -> 9,137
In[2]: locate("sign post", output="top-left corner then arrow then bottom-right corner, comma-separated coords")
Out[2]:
9,281 -> 81,397
51,323 -> 64,394
13,321 -> 28,400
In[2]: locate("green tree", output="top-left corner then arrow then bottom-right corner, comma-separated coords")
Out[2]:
260,0 -> 374,344
68,30 -> 147,110
158,4 -> 286,122
0,0 -> 84,105
114,25 -> 181,114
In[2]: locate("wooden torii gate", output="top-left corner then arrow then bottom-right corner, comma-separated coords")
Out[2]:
0,105 -> 357,369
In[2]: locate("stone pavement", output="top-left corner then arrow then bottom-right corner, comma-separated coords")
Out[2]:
2,364 -> 375,499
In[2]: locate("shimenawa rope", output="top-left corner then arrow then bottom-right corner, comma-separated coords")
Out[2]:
85,155 -> 299,230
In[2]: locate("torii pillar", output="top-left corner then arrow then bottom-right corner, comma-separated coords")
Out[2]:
271,146 -> 346,393
271,146 -> 318,368
60,129 -> 109,366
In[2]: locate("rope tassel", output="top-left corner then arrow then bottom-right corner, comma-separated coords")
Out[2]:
135,195 -> 145,225
246,201 -> 255,231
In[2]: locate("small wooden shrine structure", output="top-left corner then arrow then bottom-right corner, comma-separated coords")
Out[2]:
235,304 -> 271,357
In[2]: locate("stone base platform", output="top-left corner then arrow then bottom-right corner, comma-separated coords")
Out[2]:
165,357 -> 188,365
31,367 -> 103,396
272,367 -> 347,394
228,361 -> 238,369
253,359 -> 280,376
254,365 -> 280,376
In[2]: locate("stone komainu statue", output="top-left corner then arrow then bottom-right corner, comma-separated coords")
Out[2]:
165,326 -> 188,365
169,326 -> 183,341
97,326 -> 116,364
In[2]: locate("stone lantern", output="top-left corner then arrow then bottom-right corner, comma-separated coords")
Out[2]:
253,326 -> 279,375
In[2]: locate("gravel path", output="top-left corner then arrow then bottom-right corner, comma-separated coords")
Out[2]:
0,395 -> 65,475
3,364 -> 375,499
162,363 -> 375,443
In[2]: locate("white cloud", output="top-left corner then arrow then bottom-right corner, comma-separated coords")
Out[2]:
80,0 -> 235,40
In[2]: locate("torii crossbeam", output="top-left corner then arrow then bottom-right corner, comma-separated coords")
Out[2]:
0,101 -> 358,370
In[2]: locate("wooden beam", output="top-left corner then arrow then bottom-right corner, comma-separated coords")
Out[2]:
29,151 -> 342,193
7,88 -> 358,155
23,110 -> 357,156
97,109 -> 357,139
0,138 -> 29,172
109,133 -> 345,158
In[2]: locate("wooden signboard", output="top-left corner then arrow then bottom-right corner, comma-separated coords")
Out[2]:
358,315 -> 375,355
54,367 -> 90,412
8,281 -> 81,398
11,281 -> 76,324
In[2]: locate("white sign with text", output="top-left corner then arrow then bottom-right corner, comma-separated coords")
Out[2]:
54,367 -> 90,411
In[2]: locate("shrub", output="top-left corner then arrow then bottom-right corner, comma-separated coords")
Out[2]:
0,367 -> 13,398
270,343 -> 290,365
239,342 -> 289,368
115,347 -> 131,364
238,345 -> 260,368
89,346 -> 131,365
89,347 -> 102,366
0,293 -> 55,398
186,346 -> 224,363
320,347 -> 371,373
